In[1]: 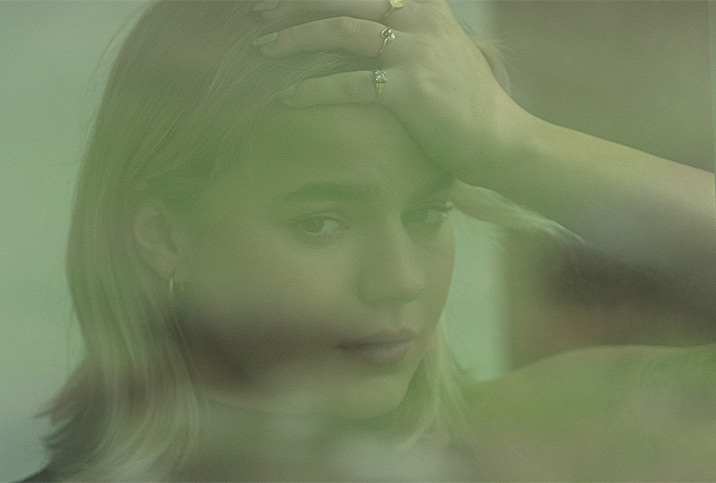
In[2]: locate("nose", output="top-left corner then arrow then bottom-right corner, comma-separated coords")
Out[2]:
358,225 -> 428,306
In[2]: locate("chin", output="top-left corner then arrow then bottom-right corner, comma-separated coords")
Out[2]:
329,334 -> 436,422
328,366 -> 420,422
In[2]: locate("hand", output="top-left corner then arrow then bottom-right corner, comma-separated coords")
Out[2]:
253,0 -> 529,184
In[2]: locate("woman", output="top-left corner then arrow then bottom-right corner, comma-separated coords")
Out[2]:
30,0 -> 716,480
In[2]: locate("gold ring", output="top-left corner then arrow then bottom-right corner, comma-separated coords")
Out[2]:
378,27 -> 395,55
373,70 -> 387,102
383,0 -> 405,20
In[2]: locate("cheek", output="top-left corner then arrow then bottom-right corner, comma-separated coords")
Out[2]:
184,228 -> 357,340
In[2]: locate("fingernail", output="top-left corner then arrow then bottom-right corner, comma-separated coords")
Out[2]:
253,0 -> 280,11
251,32 -> 278,46
278,86 -> 296,98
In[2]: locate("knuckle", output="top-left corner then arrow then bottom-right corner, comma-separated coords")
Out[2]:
340,74 -> 365,99
409,69 -> 439,103
429,10 -> 456,35
330,16 -> 362,37
408,37 -> 441,71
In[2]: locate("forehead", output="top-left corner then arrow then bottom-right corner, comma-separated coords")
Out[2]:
245,104 -> 442,191
196,105 -> 449,216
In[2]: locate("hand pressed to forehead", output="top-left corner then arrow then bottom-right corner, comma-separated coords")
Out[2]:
252,0 -> 466,105
251,0 -> 518,186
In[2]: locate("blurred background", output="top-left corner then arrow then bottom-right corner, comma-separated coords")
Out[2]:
493,1 -> 714,367
1,2 -> 149,478
1,1 -> 712,480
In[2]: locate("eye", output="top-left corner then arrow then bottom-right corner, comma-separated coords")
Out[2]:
293,216 -> 345,238
402,203 -> 454,227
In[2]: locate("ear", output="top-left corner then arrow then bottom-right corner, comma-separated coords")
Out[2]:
133,200 -> 189,281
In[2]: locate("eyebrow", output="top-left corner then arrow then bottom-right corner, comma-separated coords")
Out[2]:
280,172 -> 455,204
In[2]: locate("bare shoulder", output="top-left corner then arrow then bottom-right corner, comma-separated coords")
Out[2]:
462,345 -> 716,480
470,344 -> 716,407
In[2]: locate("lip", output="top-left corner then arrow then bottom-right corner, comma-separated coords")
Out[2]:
337,327 -> 419,366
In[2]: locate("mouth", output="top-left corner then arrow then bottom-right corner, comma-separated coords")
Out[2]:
337,327 -> 419,366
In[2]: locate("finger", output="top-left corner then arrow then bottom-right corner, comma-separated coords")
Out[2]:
279,70 -> 399,107
254,17 -> 393,58
256,0 -> 394,24
255,0 -> 448,31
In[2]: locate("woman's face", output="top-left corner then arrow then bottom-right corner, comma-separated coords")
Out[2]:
179,105 -> 455,419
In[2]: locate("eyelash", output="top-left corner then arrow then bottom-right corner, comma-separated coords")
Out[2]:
293,216 -> 346,239
402,203 -> 454,227
293,203 -> 454,241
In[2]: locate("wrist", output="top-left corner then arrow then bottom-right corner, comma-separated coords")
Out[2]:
461,92 -> 543,190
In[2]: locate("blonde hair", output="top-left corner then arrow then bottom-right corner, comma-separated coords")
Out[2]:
45,1 -> 475,479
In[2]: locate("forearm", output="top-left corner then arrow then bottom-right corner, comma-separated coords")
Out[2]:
465,111 -> 716,291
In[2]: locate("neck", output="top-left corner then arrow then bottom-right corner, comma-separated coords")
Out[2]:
177,397 -> 399,481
